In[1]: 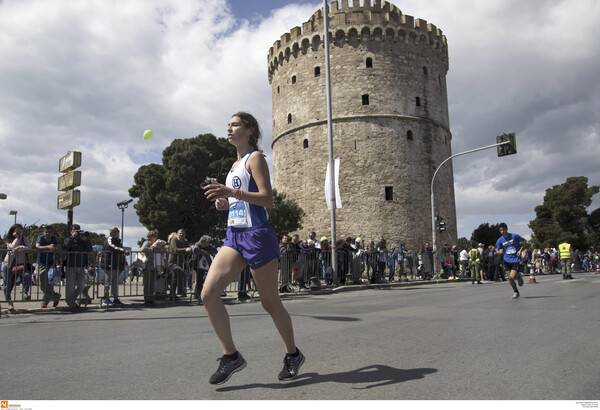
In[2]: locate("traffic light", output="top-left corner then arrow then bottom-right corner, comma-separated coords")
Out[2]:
435,216 -> 446,233
497,133 -> 517,157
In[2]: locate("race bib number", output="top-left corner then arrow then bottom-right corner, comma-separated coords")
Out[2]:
228,201 -> 247,227
505,243 -> 517,254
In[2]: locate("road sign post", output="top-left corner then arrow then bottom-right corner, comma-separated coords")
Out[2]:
58,151 -> 82,236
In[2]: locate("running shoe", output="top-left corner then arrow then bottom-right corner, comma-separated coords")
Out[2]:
113,298 -> 125,306
278,349 -> 305,381
101,299 -> 113,307
511,292 -> 520,299
517,274 -> 524,287
209,353 -> 246,385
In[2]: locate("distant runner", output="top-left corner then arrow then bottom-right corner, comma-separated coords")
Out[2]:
495,223 -> 527,299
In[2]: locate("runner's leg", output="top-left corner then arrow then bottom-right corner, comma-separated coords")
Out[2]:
251,259 -> 297,354
201,246 -> 247,355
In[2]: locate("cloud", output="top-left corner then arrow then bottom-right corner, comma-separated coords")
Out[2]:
0,0 -> 320,245
401,0 -> 600,237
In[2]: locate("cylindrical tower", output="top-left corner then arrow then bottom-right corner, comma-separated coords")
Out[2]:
268,0 -> 456,251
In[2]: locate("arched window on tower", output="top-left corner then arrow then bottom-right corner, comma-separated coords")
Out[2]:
423,66 -> 428,75
361,27 -> 370,42
303,139 -> 309,149
366,57 -> 373,68
314,66 -> 320,77
416,97 -> 421,107
291,75 -> 296,84
407,130 -> 413,140
277,86 -> 280,94
362,94 -> 370,105
287,113 -> 292,124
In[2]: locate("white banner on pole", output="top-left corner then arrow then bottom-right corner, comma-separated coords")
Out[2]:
325,158 -> 342,209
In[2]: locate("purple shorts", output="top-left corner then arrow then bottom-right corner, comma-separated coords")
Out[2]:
223,223 -> 281,269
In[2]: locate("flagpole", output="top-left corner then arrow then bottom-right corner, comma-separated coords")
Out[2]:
323,0 -> 338,282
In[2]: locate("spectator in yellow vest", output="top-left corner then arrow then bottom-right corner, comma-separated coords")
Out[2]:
558,241 -> 573,280
468,246 -> 482,284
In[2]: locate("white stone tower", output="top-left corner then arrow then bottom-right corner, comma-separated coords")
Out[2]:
268,0 -> 456,251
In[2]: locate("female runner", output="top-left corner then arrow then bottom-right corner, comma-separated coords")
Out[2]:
203,112 -> 304,385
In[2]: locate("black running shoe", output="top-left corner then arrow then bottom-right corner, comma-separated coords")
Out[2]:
517,274 -> 524,287
209,353 -> 246,385
278,349 -> 305,381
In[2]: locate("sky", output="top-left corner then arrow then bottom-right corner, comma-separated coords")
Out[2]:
1,0 -> 599,248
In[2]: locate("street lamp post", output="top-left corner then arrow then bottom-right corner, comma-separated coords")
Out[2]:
9,210 -> 17,224
430,137 -> 514,276
116,199 -> 133,243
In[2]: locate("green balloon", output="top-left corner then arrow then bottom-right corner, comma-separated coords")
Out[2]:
143,130 -> 153,140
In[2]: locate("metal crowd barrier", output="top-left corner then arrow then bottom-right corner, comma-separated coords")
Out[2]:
2,246 -> 458,308
0,248 -> 248,308
277,249 -> 424,291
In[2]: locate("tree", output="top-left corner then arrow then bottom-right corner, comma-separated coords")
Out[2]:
470,223 -> 502,248
268,189 -> 305,240
529,176 -> 599,250
457,237 -> 470,250
588,208 -> 600,251
129,134 -> 237,242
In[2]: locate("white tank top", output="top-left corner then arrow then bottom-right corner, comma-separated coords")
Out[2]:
225,151 -> 269,228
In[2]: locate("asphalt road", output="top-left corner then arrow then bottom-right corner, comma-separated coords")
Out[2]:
1,273 -> 598,401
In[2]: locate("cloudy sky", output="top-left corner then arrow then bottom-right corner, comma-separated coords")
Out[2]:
1,0 -> 599,248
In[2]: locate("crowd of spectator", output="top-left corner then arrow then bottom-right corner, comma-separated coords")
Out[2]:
3,222 -> 599,313
530,248 -> 599,274
0,223 -> 254,312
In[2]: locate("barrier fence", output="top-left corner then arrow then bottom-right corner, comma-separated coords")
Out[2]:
1,247 -> 437,307
3,247 -> 592,309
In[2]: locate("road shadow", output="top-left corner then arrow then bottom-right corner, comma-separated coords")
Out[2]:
294,314 -> 361,322
521,295 -> 558,299
216,364 -> 437,391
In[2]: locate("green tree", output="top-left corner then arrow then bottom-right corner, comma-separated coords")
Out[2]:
588,208 -> 600,251
457,237 -> 471,250
471,223 -> 502,248
529,176 -> 599,250
129,134 -> 237,242
268,189 -> 305,240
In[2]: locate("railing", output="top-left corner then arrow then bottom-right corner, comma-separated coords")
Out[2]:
7,247 -> 585,309
277,249 -> 426,291
0,248 -> 271,307
1,247 -> 437,306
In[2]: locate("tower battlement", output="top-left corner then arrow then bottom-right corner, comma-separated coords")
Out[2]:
268,0 -> 447,81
